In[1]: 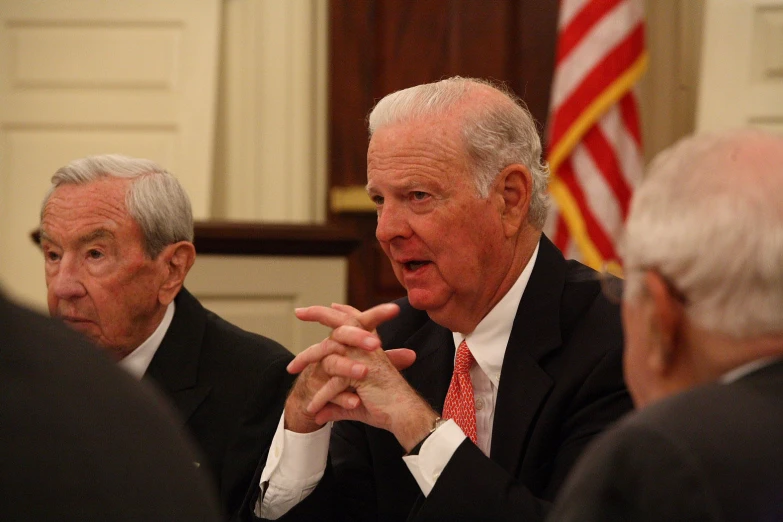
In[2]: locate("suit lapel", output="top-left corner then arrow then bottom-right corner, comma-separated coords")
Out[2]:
401,321 -> 455,415
144,288 -> 212,423
490,236 -> 566,475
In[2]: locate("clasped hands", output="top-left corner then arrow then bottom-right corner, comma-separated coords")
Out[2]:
284,303 -> 440,452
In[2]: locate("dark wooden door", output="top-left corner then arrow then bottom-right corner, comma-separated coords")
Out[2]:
328,0 -> 560,310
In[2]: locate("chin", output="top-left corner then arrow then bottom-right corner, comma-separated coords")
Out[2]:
64,321 -> 99,340
405,288 -> 442,311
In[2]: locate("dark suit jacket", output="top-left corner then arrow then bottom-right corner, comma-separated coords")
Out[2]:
145,288 -> 295,519
548,359 -> 783,522
250,236 -> 632,522
0,292 -> 222,522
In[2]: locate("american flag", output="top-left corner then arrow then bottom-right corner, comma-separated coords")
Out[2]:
544,0 -> 648,269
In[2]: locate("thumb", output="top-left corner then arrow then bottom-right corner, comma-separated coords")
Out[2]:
386,348 -> 416,371
314,403 -> 365,425
354,303 -> 400,332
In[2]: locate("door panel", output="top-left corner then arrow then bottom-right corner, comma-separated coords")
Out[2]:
0,0 -> 220,307
697,0 -> 783,134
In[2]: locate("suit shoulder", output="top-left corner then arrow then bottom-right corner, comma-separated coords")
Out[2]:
561,259 -> 604,307
595,381 -> 776,472
560,260 -> 622,350
0,297 -> 223,520
625,376 -> 781,441
551,406 -> 725,522
175,287 -> 291,364
201,308 -> 293,366
377,297 -> 431,347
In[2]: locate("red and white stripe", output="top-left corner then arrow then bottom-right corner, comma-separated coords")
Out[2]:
544,0 -> 647,269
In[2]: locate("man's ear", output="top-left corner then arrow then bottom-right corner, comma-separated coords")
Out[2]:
157,241 -> 196,305
494,164 -> 532,237
644,270 -> 686,376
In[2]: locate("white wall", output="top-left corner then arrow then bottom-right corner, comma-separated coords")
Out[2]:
0,0 -> 221,307
696,0 -> 783,134
0,0 -> 328,312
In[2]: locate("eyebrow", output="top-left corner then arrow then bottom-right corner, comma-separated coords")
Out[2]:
366,178 -> 436,194
77,229 -> 115,245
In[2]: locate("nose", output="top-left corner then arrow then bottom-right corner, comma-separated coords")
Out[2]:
48,256 -> 87,302
375,202 -> 412,243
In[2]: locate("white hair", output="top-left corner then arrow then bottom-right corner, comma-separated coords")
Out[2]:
621,129 -> 783,338
368,76 -> 551,228
41,154 -> 194,258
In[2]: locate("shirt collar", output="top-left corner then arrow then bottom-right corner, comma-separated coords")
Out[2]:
720,355 -> 783,384
452,242 -> 540,388
118,301 -> 176,380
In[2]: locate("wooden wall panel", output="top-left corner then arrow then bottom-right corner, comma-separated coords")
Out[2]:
328,0 -> 560,309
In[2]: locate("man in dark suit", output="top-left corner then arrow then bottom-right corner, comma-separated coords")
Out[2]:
0,289 -> 222,521
38,154 -> 295,519
247,77 -> 632,521
547,129 -> 783,521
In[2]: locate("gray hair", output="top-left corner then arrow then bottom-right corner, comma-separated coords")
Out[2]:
621,128 -> 783,338
368,76 -> 551,228
41,154 -> 194,258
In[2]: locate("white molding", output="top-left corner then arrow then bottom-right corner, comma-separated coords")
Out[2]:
639,0 -> 704,163
215,0 -> 328,222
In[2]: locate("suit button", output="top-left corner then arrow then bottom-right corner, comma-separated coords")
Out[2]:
475,398 -> 485,410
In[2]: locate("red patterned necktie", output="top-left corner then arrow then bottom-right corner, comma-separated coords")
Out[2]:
442,340 -> 478,443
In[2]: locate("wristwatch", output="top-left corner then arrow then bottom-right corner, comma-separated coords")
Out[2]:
406,416 -> 448,456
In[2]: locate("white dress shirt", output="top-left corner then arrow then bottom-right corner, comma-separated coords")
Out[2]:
117,301 -> 175,379
256,244 -> 540,519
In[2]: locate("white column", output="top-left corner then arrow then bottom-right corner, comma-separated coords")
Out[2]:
214,0 -> 328,222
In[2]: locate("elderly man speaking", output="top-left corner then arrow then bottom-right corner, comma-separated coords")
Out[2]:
39,155 -> 295,518
547,129 -> 783,521
247,77 -> 632,522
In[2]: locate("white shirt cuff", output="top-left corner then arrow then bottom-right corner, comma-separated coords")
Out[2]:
402,419 -> 466,496
254,413 -> 333,519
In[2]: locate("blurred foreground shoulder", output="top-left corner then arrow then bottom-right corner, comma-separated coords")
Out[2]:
0,293 -> 223,522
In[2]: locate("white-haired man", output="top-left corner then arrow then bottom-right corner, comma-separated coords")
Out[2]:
245,77 -> 632,522
547,129 -> 783,521
39,155 -> 295,519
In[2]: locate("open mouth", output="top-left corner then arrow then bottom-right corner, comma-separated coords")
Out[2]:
404,260 -> 431,271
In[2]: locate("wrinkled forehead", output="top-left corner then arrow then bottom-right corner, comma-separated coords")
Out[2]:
370,110 -> 464,144
42,178 -> 135,229
368,114 -> 469,161
366,122 -> 472,190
